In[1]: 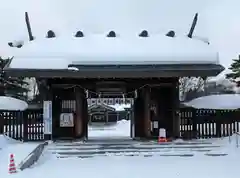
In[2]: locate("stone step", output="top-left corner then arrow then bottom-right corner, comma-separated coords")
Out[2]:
49,144 -> 221,151
54,141 -> 215,147
48,139 -> 225,159
54,152 -> 228,159
55,153 -> 196,159
52,147 -> 213,156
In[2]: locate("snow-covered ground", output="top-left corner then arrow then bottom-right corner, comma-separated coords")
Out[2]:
0,135 -> 39,176
1,120 -> 240,178
88,119 -> 130,138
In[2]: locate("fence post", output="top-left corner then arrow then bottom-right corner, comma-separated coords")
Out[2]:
216,111 -> 221,138
192,109 -> 197,139
236,133 -> 239,148
0,112 -> 3,134
23,111 -> 28,142
228,126 -> 231,143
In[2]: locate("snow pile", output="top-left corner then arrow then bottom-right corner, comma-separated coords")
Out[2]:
114,119 -> 130,131
0,96 -> 28,111
184,94 -> 240,109
109,104 -> 131,111
204,134 -> 240,155
88,119 -> 130,137
0,141 -> 39,176
0,135 -> 19,149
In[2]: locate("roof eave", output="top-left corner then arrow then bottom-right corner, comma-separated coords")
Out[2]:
4,63 -> 225,78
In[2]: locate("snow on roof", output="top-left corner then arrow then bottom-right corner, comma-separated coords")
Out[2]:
109,104 -> 131,111
184,94 -> 240,110
88,103 -> 116,112
9,34 -> 219,69
0,96 -> 28,111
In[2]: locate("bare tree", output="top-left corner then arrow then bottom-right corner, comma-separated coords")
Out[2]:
179,77 -> 205,101
24,77 -> 39,101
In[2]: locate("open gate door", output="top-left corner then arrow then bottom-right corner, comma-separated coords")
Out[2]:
52,88 -> 77,140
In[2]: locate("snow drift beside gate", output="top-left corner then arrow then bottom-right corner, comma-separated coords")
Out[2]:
88,119 -> 130,137
0,96 -> 28,111
184,94 -> 240,109
0,135 -> 19,149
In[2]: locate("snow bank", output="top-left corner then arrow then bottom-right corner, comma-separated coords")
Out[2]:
88,119 -> 130,137
0,135 -> 19,149
184,94 -> 240,109
0,96 -> 28,111
0,142 -> 39,173
109,104 -> 131,111
0,135 -> 40,175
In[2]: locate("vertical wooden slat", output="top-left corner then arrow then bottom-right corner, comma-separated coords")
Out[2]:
20,111 -> 23,140
14,111 -> 17,139
0,111 -> 3,134
23,111 -> 28,142
9,112 -> 13,138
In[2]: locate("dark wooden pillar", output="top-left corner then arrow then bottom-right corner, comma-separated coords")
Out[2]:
75,87 -> 88,139
143,86 -> 151,137
51,89 -> 61,140
154,80 -> 178,139
134,93 -> 145,138
82,95 -> 88,139
149,87 -> 159,137
172,80 -> 180,138
75,87 -> 83,138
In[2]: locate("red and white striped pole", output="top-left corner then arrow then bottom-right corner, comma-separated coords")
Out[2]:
8,154 -> 17,174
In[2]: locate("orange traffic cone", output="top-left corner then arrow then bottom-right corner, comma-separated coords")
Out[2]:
8,154 -> 17,174
158,136 -> 167,143
158,128 -> 167,143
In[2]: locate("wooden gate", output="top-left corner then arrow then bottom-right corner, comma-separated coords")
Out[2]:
52,87 -> 77,140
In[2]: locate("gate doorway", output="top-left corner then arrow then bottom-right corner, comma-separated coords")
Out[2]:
52,88 -> 77,140
50,78 -> 179,141
87,98 -> 133,139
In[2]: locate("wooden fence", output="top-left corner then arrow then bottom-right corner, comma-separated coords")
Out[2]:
1,108 -> 240,141
180,108 -> 240,139
0,109 -> 43,141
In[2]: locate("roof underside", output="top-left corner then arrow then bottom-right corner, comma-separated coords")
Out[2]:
5,63 -> 224,78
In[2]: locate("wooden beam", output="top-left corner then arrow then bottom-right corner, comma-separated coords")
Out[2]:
25,12 -> 34,41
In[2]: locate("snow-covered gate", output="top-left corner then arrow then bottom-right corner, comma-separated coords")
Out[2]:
180,108 -> 240,139
0,109 -> 44,141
